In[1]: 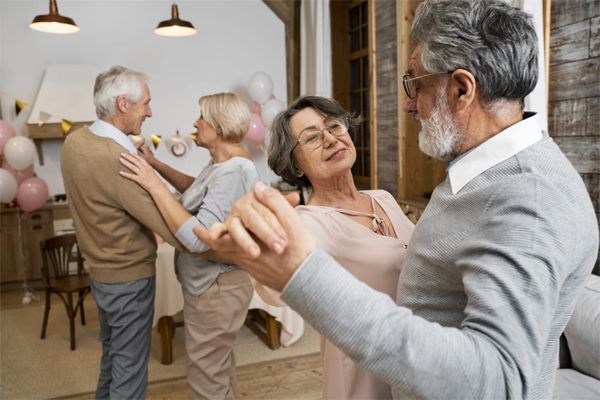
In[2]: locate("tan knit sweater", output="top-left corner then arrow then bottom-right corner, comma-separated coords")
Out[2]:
61,126 -> 184,283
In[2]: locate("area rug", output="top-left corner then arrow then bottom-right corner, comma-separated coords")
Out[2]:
0,298 -> 319,399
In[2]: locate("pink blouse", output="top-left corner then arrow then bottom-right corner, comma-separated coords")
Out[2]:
296,190 -> 414,400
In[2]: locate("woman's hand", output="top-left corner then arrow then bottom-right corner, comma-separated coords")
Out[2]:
194,182 -> 317,291
119,152 -> 166,194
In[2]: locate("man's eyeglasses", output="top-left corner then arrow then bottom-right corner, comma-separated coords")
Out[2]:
291,119 -> 349,151
402,72 -> 452,99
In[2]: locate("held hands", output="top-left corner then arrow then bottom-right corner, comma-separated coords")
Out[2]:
119,152 -> 165,194
194,182 -> 317,291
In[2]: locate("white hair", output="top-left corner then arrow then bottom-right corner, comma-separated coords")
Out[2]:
93,65 -> 148,119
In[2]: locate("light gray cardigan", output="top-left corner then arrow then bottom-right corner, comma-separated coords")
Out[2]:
175,157 -> 258,296
282,134 -> 599,399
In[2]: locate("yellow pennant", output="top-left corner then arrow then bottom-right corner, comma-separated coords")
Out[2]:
190,133 -> 197,142
61,119 -> 74,135
15,99 -> 28,116
151,134 -> 162,148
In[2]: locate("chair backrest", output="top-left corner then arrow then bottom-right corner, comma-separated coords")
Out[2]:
39,234 -> 84,283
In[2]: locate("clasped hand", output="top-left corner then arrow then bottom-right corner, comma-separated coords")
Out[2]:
194,182 -> 317,291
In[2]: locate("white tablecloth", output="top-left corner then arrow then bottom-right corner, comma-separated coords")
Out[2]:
153,243 -> 304,347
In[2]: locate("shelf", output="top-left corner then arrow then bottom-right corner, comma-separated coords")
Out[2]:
27,122 -> 91,165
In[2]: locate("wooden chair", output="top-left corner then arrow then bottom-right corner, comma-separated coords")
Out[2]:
39,234 -> 91,350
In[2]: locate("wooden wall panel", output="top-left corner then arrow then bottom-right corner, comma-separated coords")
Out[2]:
551,0 -> 600,28
591,16 -> 600,57
549,57 -> 600,101
587,98 -> 600,135
548,99 -> 587,136
549,20 -> 590,64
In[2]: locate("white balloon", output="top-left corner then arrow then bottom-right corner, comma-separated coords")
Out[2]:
4,136 -> 36,171
248,72 -> 274,104
261,98 -> 285,129
0,168 -> 18,203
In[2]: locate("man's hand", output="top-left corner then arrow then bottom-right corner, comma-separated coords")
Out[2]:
194,182 -> 316,291
137,145 -> 157,167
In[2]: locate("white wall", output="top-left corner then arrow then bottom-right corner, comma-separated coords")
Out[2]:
0,0 -> 285,195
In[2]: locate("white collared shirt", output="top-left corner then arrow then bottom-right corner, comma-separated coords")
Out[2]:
88,120 -> 137,154
447,113 -> 543,194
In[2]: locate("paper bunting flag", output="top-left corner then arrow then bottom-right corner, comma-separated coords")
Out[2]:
15,99 -> 28,116
190,133 -> 197,142
61,119 -> 74,135
151,134 -> 162,148
38,111 -> 52,126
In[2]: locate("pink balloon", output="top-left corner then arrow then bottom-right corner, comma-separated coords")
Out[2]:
16,177 -> 49,212
246,112 -> 266,144
2,160 -> 34,184
0,120 -> 16,156
252,102 -> 261,114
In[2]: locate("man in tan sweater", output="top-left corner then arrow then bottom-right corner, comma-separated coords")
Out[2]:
61,66 -> 184,399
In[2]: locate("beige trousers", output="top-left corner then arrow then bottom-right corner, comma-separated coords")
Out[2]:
182,269 -> 253,400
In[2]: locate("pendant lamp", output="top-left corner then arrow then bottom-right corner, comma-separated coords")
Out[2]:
154,3 -> 197,37
30,0 -> 79,34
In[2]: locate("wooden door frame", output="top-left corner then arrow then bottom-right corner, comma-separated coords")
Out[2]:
262,0 -> 301,104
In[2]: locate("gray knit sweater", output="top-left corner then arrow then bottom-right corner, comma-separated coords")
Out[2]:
282,134 -> 598,399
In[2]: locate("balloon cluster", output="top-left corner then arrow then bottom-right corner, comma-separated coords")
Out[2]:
246,72 -> 286,145
0,120 -> 49,212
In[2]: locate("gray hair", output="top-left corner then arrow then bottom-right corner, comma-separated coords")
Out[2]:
93,65 -> 148,119
268,96 -> 360,188
411,0 -> 538,106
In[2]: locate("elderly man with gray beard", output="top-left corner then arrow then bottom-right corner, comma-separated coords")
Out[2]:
194,0 -> 599,399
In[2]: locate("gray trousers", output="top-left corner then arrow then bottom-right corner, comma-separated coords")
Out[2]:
91,276 -> 155,400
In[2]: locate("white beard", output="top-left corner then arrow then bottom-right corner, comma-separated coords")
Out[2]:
418,85 -> 463,161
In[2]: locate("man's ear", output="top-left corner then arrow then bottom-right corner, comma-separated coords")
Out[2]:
116,96 -> 128,113
447,69 -> 477,113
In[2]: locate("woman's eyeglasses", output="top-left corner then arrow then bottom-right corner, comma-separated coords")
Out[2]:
291,119 -> 349,151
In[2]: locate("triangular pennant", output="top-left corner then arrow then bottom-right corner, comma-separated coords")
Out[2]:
61,119 -> 74,135
15,99 -> 28,116
150,134 -> 162,148
190,133 -> 197,142
38,111 -> 52,126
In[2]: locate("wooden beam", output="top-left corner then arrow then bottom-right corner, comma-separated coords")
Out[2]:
263,0 -> 291,24
263,0 -> 301,103
369,0 -> 378,189
396,0 -> 445,199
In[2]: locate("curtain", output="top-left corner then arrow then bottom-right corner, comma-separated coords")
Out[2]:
300,0 -> 332,97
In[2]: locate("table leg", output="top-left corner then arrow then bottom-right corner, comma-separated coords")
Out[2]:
158,316 -> 175,365
245,309 -> 281,350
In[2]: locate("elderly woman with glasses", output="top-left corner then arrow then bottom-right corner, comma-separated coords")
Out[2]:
118,92 -> 257,399
267,95 -> 414,400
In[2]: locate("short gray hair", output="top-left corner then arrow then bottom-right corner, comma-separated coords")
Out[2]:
268,96 -> 360,188
411,0 -> 538,105
93,65 -> 148,119
199,92 -> 250,143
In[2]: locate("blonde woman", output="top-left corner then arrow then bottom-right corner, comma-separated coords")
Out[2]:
119,92 -> 257,399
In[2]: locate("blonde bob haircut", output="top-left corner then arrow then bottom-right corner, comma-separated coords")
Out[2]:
199,92 -> 250,143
